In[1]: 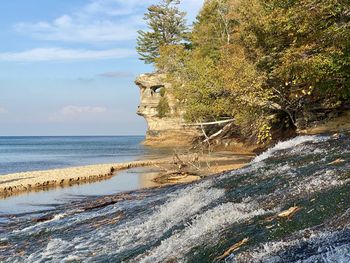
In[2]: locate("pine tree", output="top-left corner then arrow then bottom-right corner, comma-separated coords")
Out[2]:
136,0 -> 188,64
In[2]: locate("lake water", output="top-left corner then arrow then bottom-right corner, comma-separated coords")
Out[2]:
0,136 -> 172,215
1,134 -> 350,262
0,136 -> 166,175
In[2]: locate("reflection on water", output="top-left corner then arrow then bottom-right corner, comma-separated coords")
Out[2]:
0,168 -> 160,215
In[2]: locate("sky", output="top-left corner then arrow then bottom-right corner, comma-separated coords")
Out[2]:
0,0 -> 203,136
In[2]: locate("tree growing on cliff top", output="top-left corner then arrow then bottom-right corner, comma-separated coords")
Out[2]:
137,0 -> 188,64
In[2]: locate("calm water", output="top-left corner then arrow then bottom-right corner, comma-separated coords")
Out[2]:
0,136 -> 171,216
0,136 -> 164,175
0,167 -> 160,215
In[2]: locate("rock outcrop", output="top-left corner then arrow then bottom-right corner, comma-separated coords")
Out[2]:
135,73 -> 200,146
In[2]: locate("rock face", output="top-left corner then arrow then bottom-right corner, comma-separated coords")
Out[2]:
135,73 -> 200,146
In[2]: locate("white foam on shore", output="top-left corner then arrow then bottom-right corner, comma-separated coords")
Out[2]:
26,238 -> 87,263
24,180 -> 225,261
286,168 -> 350,200
109,181 -> 225,252
135,199 -> 274,263
235,230 -> 350,263
239,239 -> 300,262
234,232 -> 312,262
252,135 -> 328,163
15,213 -> 68,233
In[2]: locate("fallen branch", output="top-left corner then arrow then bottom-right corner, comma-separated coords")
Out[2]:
184,119 -> 234,126
174,151 -> 201,171
203,122 -> 234,143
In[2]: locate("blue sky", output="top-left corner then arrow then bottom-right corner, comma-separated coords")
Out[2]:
0,0 -> 203,136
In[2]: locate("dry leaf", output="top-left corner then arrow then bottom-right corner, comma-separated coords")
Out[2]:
278,206 -> 301,218
328,159 -> 345,165
215,238 -> 249,260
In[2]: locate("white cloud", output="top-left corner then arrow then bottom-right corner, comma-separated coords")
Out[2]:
54,15 -> 72,27
15,19 -> 138,43
61,105 -> 107,115
14,0 -> 204,43
4,1 -> 204,63
14,1 -> 149,43
98,71 -> 134,78
0,48 -> 135,62
0,107 -> 8,114
49,105 -> 107,122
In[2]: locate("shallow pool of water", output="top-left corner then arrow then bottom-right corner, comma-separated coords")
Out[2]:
0,167 -> 160,215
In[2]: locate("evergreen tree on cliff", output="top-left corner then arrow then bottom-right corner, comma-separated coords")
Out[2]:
136,0 -> 188,64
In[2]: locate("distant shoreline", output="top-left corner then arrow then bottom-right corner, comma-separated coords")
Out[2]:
0,135 -> 145,137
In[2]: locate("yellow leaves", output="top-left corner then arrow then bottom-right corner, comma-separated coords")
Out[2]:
257,123 -> 272,144
291,84 -> 313,100
307,85 -> 313,95
301,88 -> 312,96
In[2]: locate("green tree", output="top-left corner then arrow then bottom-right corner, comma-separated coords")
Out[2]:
136,0 -> 188,64
154,0 -> 350,143
191,0 -> 233,61
237,0 -> 350,127
156,88 -> 171,118
156,0 -> 237,122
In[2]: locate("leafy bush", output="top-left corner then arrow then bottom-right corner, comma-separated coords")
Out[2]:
157,96 -> 171,118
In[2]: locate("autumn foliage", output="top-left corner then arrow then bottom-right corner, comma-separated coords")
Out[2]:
138,0 -> 350,143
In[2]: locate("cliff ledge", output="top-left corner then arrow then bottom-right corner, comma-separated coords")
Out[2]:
135,73 -> 200,147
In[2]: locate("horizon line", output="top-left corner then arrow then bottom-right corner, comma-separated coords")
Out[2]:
0,135 -> 145,137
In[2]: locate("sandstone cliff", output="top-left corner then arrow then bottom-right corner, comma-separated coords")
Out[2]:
135,73 -> 200,147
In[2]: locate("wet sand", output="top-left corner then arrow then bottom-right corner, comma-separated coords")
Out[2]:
0,152 -> 254,199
